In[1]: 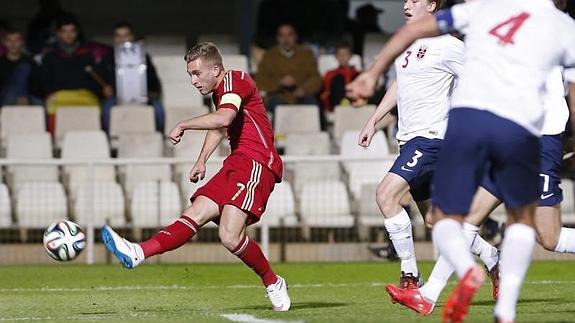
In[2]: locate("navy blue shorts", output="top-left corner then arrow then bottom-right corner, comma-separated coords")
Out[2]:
481,134 -> 563,207
433,108 -> 540,214
389,136 -> 443,201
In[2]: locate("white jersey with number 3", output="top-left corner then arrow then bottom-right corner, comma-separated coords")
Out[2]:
394,34 -> 464,142
437,0 -> 575,136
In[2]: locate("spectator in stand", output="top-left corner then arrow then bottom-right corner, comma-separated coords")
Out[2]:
0,30 -> 43,106
26,0 -> 75,55
40,15 -> 106,133
320,41 -> 359,112
99,21 -> 164,133
255,23 -> 321,114
351,4 -> 387,56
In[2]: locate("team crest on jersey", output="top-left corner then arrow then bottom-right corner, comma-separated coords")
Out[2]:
416,45 -> 428,60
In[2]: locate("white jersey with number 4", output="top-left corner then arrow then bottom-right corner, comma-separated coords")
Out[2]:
436,0 -> 575,136
394,34 -> 464,143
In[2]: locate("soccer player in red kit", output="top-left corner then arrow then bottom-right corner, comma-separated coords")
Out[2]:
101,42 -> 291,311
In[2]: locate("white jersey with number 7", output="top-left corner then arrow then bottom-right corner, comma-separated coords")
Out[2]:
435,0 -> 575,136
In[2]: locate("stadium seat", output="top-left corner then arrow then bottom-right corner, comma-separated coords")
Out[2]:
130,181 -> 182,227
164,106 -> 210,136
284,132 -> 331,155
109,105 -> 156,140
6,132 -> 58,192
61,131 -> 116,198
223,54 -> 249,72
363,33 -> 391,69
118,132 -> 164,159
0,183 -> 12,227
124,165 -> 172,197
340,130 -> 391,172
346,161 -> 393,200
179,160 -> 223,207
171,130 -> 208,175
197,34 -> 240,54
290,161 -> 341,197
144,35 -> 186,56
357,183 -> 382,240
154,55 -> 205,107
318,54 -> 363,76
255,181 -> 298,227
274,105 -> 322,135
0,105 -> 46,152
73,182 -> 126,227
333,105 -> 377,141
561,179 -> 575,225
16,182 -> 68,228
300,180 -> 354,228
55,106 -> 101,149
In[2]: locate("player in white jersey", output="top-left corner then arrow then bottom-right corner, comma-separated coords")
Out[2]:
357,0 -> 464,290
386,65 -> 575,317
347,0 -> 575,322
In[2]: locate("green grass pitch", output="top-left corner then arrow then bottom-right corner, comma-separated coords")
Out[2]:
0,261 -> 573,322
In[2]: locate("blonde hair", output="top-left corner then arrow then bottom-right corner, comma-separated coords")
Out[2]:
184,42 -> 223,67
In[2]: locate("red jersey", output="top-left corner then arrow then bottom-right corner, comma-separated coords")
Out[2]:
212,70 -> 283,181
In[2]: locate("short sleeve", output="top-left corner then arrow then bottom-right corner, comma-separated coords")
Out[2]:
435,1 -> 484,35
440,37 -> 465,76
219,71 -> 252,111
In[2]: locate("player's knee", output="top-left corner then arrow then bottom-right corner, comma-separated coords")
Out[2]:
218,226 -> 242,251
537,234 -> 558,251
376,184 -> 401,215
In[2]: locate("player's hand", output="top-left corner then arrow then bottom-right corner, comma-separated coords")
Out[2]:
168,124 -> 184,145
280,75 -> 296,87
358,122 -> 376,147
346,72 -> 378,103
103,85 -> 114,98
189,162 -> 206,183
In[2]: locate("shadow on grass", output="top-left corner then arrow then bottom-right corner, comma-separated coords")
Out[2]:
230,302 -> 349,311
471,297 -> 563,307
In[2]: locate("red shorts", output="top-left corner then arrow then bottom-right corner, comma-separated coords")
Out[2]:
191,153 -> 276,225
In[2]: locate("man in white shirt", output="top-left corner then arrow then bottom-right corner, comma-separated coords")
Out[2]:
347,1 -> 575,322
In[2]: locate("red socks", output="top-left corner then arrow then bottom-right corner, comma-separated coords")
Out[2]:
231,235 -> 277,287
140,215 -> 199,258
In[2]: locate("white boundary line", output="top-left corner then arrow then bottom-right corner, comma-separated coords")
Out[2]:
0,280 -> 571,293
222,314 -> 304,323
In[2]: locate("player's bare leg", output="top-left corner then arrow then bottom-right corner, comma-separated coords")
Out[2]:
102,196 -> 219,269
377,173 -> 422,288
494,204 -> 537,323
219,205 -> 290,311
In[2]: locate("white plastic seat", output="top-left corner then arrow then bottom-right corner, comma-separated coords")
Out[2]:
6,133 -> 58,192
223,54 -> 249,72
255,181 -> 298,227
16,182 -> 68,228
61,130 -> 116,198
290,161 -> 341,197
358,183 -> 383,227
154,55 -> 205,107
284,132 -> 331,155
318,54 -> 362,76
333,105 -> 377,141
340,130 -> 391,172
363,33 -> 391,70
124,165 -> 172,197
110,105 -> 156,139
300,180 -> 354,228
0,105 -> 46,150
346,161 -> 393,199
164,106 -> 210,136
130,181 -> 182,227
179,160 -> 223,207
0,184 -> 12,227
274,105 -> 322,135
118,132 -> 164,158
73,182 -> 126,227
172,131 -> 209,175
55,106 -> 101,148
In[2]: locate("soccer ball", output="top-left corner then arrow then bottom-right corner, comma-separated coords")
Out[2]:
43,220 -> 86,261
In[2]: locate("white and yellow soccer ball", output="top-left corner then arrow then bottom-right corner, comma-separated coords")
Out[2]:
43,220 -> 86,261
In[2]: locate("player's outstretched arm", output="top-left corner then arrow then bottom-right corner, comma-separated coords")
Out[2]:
169,109 -> 237,145
346,14 -> 440,101
358,80 -> 397,147
188,128 -> 226,182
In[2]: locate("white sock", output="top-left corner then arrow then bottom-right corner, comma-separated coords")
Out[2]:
384,209 -> 418,276
494,223 -> 536,322
463,222 -> 499,270
554,227 -> 575,253
432,218 -> 475,278
419,255 -> 453,302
